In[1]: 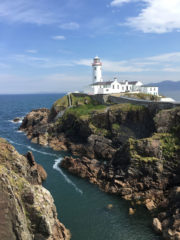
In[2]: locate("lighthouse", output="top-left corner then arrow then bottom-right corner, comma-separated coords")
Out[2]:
92,56 -> 103,83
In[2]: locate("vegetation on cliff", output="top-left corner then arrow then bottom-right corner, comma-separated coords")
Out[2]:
123,92 -> 161,101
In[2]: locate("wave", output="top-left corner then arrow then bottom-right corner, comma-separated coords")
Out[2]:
8,120 -> 16,123
16,130 -> 24,133
53,158 -> 83,195
8,117 -> 24,124
5,138 -> 57,157
27,146 -> 57,157
6,138 -> 25,146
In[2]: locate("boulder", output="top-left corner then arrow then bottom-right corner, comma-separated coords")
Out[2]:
153,218 -> 162,234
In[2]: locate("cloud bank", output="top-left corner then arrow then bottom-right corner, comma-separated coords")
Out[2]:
76,52 -> 180,73
111,0 -> 180,33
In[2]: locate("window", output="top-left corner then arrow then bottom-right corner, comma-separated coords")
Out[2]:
150,88 -> 152,91
154,88 -> 156,91
94,67 -> 96,70
94,76 -> 96,79
113,85 -> 115,89
117,85 -> 119,89
122,87 -> 124,90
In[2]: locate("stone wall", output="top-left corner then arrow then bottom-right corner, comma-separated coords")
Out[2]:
74,93 -> 180,111
92,94 -> 180,111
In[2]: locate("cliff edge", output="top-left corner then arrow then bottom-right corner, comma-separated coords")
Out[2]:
19,93 -> 180,240
0,138 -> 70,240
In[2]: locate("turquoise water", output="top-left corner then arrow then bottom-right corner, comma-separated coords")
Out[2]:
0,94 -> 161,240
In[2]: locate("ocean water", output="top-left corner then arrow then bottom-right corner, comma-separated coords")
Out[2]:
0,94 -> 161,240
161,90 -> 180,102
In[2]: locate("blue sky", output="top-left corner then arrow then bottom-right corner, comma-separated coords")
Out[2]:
0,0 -> 180,93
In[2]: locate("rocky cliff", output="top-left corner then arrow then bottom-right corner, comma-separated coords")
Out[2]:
0,138 -> 70,240
20,93 -> 180,240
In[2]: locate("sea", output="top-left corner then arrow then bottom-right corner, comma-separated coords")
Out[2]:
1,91 -> 178,240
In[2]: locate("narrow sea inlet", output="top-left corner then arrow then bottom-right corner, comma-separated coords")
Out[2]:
0,94 -> 162,240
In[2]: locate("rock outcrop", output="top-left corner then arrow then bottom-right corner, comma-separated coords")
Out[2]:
19,93 -> 180,240
0,138 -> 70,240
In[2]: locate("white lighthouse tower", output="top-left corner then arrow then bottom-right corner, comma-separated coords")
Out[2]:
92,56 -> 103,83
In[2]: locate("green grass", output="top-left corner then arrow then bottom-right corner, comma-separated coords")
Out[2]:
128,138 -> 160,163
109,103 -> 145,112
53,93 -> 102,113
129,133 -> 180,163
159,133 -> 180,160
71,94 -> 98,106
123,93 -> 161,101
65,103 -> 107,117
112,123 -> 121,131
54,95 -> 69,108
89,123 -> 109,136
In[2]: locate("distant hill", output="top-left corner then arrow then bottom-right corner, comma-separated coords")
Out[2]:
148,80 -> 180,91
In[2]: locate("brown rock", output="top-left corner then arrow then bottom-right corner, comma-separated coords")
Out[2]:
26,151 -> 36,166
153,218 -> 162,234
129,208 -> 136,215
145,199 -> 156,211
13,117 -> 22,122
175,232 -> 180,240
37,164 -> 47,181
0,138 -> 70,240
107,204 -> 113,209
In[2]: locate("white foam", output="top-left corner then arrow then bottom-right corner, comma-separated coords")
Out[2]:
6,138 -> 25,146
16,130 -> 24,133
8,120 -> 15,123
8,117 -> 24,124
27,146 -> 58,157
53,158 -> 83,195
5,138 -> 57,157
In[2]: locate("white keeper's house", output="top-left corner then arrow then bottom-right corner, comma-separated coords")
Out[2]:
90,56 -> 159,96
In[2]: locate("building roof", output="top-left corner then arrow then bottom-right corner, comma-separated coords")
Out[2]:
142,85 -> 158,88
91,80 -> 143,86
91,81 -> 113,86
128,81 -> 139,85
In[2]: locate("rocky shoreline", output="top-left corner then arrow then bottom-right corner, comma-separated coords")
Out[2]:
19,93 -> 180,240
0,138 -> 70,240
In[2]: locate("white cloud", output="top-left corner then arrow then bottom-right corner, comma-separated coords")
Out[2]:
52,35 -> 66,40
112,0 -> 180,33
0,73 -> 91,93
147,52 -> 180,62
10,54 -> 73,68
26,49 -> 38,54
5,51 -> 180,72
111,0 -> 133,6
0,0 -> 61,25
59,22 -> 80,30
76,52 -> 180,73
162,67 -> 180,72
75,59 -> 146,72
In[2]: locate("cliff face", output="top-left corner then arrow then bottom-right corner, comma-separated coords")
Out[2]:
60,108 -> 180,240
19,93 -> 180,240
0,138 -> 70,240
20,94 -> 155,156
